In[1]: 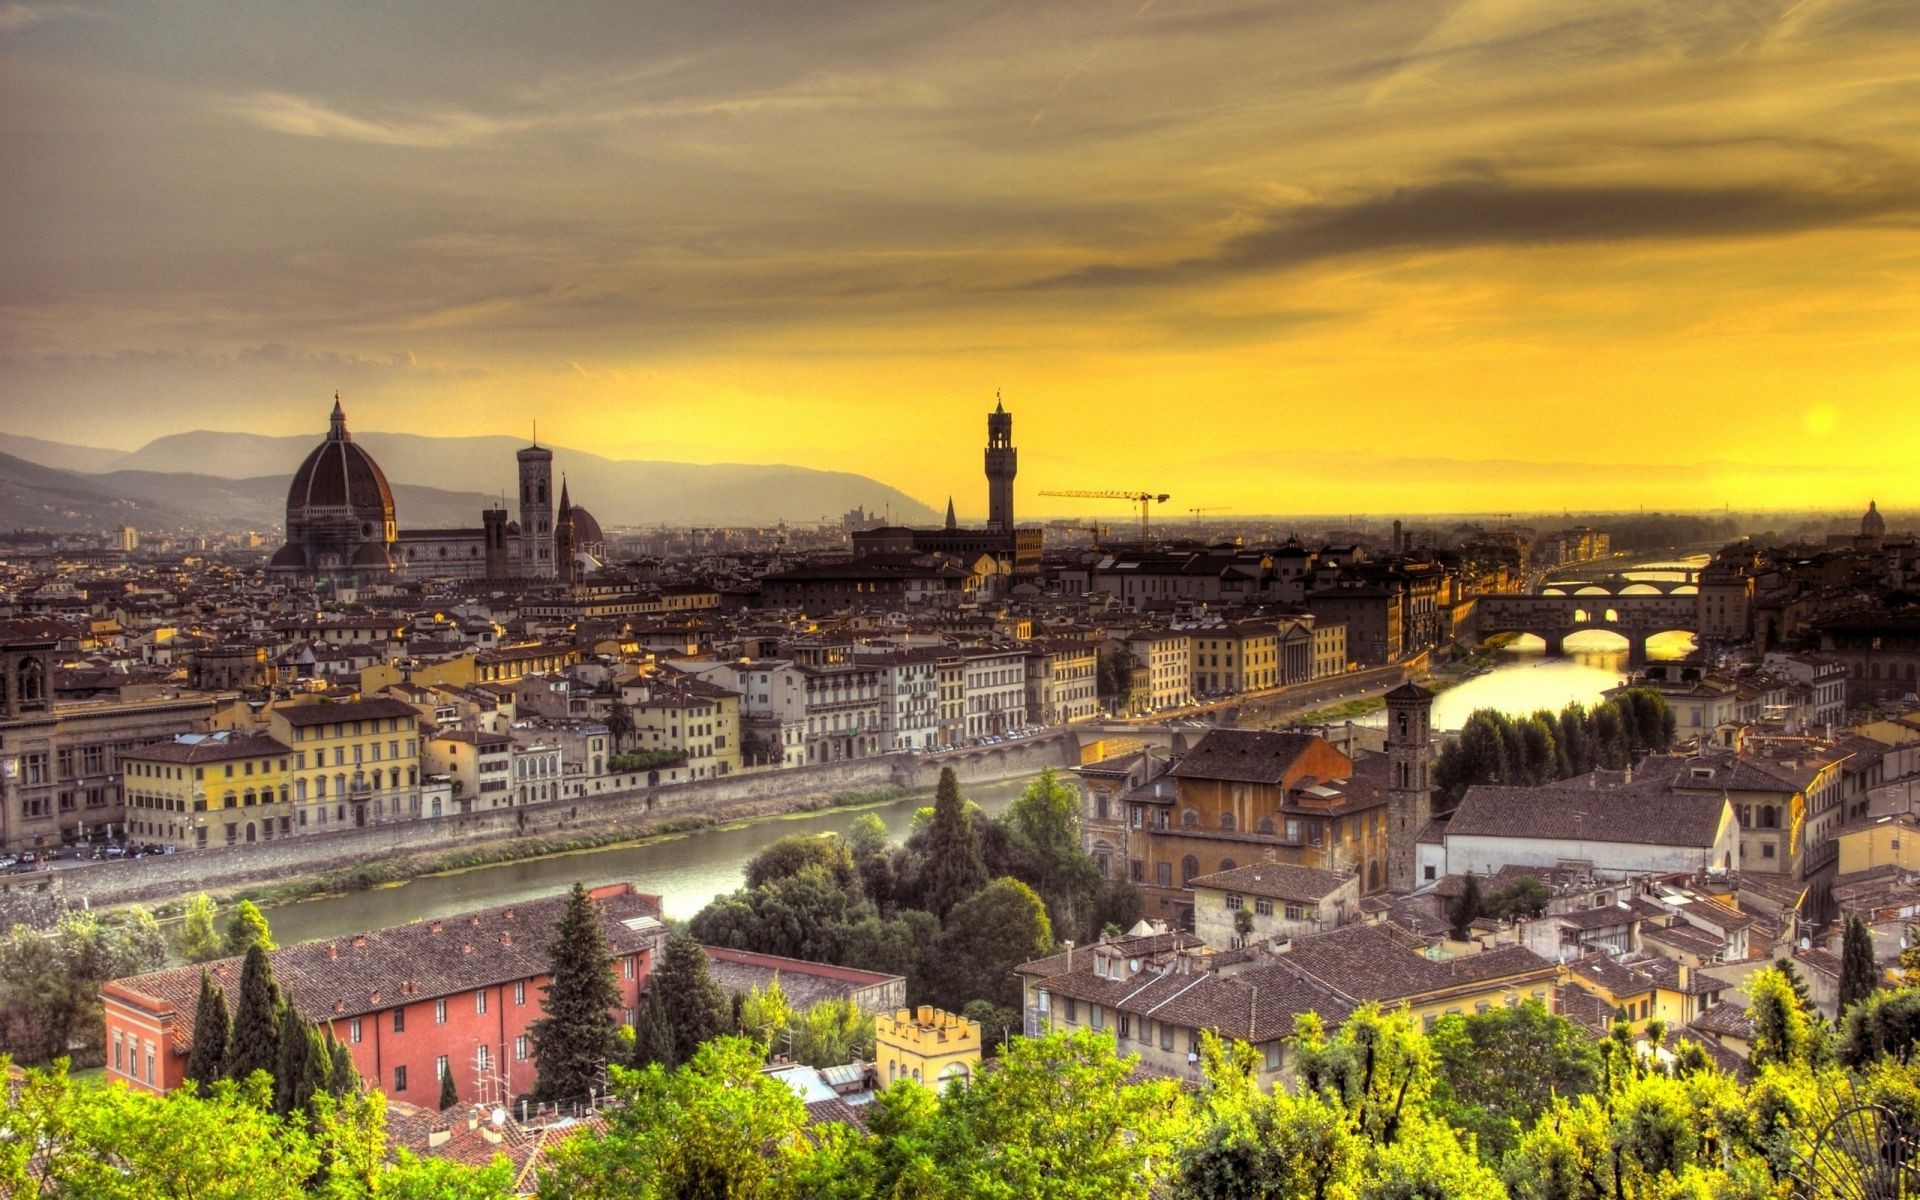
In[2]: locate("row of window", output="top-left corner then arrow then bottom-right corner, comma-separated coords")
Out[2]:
287,717 -> 414,741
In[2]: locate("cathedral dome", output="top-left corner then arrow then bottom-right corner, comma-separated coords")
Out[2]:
568,505 -> 605,547
286,400 -> 395,521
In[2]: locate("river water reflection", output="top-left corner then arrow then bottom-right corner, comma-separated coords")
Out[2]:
267,773 -> 1042,947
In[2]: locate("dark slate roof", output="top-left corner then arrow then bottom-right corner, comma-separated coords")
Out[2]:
700,946 -> 902,1011
1384,681 -> 1434,702
1188,863 -> 1351,903
1171,729 -> 1324,784
1446,784 -> 1728,849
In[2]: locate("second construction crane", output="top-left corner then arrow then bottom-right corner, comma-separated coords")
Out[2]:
1040,489 -> 1171,542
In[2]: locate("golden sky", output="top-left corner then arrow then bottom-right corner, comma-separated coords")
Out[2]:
2,1 -> 1917,517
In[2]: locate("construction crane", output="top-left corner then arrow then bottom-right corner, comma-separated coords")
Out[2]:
1040,489 -> 1171,542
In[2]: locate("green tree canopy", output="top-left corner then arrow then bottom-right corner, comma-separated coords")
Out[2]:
225,942 -> 283,1084
929,877 -> 1053,1013
654,932 -> 731,1069
923,768 -> 988,920
178,893 -> 225,964
223,900 -> 275,958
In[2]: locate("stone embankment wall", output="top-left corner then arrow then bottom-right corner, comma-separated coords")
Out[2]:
2,734 -> 1078,912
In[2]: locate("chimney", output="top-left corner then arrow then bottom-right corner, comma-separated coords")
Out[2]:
461,944 -> 473,954
428,1126 -> 451,1149
326,944 -> 338,960
351,935 -> 367,949
1063,940 -> 1074,973
430,921 -> 442,934
367,991 -> 379,1004
500,931 -> 512,947
503,907 -> 515,920
469,914 -> 481,927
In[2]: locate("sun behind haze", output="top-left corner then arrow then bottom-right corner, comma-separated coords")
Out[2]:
2,1 -> 1916,516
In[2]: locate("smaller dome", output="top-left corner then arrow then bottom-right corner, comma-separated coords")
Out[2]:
1863,500 -> 1886,537
269,543 -> 308,568
351,543 -> 394,568
506,521 -> 521,535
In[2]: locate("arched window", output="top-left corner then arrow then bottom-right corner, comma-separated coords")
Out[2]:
296,779 -> 308,802
1761,806 -> 1778,829
1258,816 -> 1276,834
1220,812 -> 1236,831
1181,855 -> 1199,884
1219,859 -> 1237,872
1181,809 -> 1198,828
242,788 -> 255,806
315,776 -> 327,798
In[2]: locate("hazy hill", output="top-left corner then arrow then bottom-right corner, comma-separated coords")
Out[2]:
0,434 -> 128,474
62,429 -> 938,527
0,451 -> 199,531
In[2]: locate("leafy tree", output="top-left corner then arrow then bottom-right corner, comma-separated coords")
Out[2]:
604,697 -> 634,752
630,980 -> 675,1069
839,909 -> 940,1002
537,1037 -> 811,1200
272,1002 -> 310,1117
529,882 -> 622,1105
226,942 -> 283,1084
995,768 -> 1105,941
322,1026 -> 357,1098
923,768 -> 988,919
1175,1032 -> 1360,1200
1589,702 -> 1629,769
1292,1006 -> 1435,1147
1839,914 -> 1880,1012
1557,703 -> 1595,775
1748,964 -> 1818,1070
1900,923 -> 1920,986
786,997 -> 874,1068
962,999 -> 1022,1057
1838,985 -> 1920,1067
923,1026 -> 1190,1200
179,893 -> 225,963
654,932 -> 731,1068
1428,1001 -> 1600,1160
224,899 -> 275,958
845,813 -> 897,910
1485,875 -> 1551,920
1517,716 -> 1558,786
744,833 -> 858,893
184,971 -> 230,1088
1448,873 -> 1483,940
736,976 -> 792,1049
929,877 -> 1053,1012
439,1062 -> 459,1111
690,871 -> 858,962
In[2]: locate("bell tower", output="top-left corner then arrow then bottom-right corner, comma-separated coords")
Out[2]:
984,393 -> 1016,533
1384,681 -> 1434,894
517,437 -> 554,579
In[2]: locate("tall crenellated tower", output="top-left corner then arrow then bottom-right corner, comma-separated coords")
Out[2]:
554,477 -> 576,585
482,506 -> 511,581
517,439 -> 554,578
1384,681 -> 1435,894
984,393 -> 1016,533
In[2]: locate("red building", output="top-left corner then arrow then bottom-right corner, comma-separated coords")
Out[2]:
101,883 -> 664,1105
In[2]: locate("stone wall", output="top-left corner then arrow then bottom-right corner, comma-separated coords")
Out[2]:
5,736 -> 1078,912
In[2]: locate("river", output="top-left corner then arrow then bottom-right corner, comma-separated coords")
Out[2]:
264,772 -> 1043,947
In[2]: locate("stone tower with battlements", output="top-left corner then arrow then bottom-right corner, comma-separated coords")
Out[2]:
1384,680 -> 1435,894
984,394 -> 1016,533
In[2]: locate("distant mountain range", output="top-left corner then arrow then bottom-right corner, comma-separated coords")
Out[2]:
0,429 -> 940,533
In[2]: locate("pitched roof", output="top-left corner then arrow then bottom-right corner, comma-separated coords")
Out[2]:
1278,923 -> 1557,1004
1446,784 -> 1728,849
103,885 -> 664,1054
1188,863 -> 1351,903
1171,729 -> 1327,784
272,697 -> 422,727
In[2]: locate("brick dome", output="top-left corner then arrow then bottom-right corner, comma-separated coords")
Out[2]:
286,400 -> 395,520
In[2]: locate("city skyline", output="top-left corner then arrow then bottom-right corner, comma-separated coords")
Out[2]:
5,1 -> 1918,514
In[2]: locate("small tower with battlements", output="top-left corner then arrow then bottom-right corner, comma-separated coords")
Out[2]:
984,393 -> 1016,533
1384,681 -> 1435,894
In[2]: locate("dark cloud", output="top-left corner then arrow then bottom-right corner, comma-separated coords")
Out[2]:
1033,173 -> 1920,289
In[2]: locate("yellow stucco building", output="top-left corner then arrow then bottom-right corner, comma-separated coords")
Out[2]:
875,1006 -> 980,1092
121,731 -> 293,849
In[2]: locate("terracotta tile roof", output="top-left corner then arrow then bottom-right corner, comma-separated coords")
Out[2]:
1187,863 -> 1350,903
1279,923 -> 1557,1005
274,697 -> 422,727
1447,783 -> 1728,849
104,886 -> 664,1055
126,732 -> 291,764
1171,730 -> 1327,784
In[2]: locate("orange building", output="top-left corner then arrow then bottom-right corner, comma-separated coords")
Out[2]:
101,883 -> 664,1104
1127,729 -> 1388,928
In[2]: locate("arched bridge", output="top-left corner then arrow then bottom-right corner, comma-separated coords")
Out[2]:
1476,592 -> 1700,663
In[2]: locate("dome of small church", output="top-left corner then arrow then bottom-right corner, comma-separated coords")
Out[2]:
568,506 -> 605,547
1863,500 -> 1886,537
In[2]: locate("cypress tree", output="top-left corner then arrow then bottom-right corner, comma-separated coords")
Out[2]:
273,1001 -> 310,1117
924,768 -> 987,920
226,942 -> 283,1084
184,971 -> 229,1089
657,932 -> 730,1068
439,1063 -> 459,1111
529,882 -> 622,1105
1449,874 -> 1483,940
1840,915 -> 1881,1012
325,1032 -> 357,1097
631,978 -> 676,1067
